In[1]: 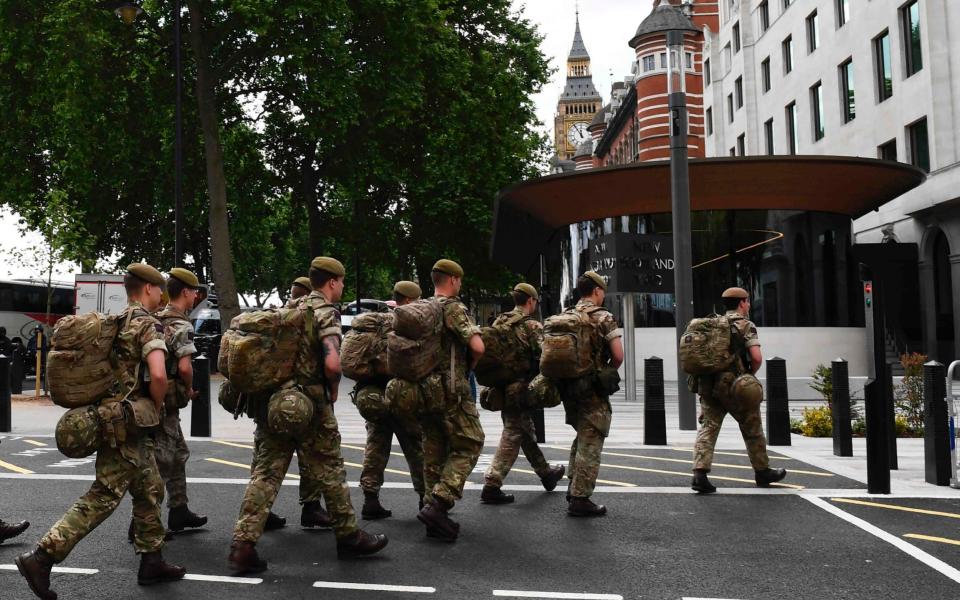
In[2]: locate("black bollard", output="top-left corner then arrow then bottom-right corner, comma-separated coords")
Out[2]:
765,357 -> 791,445
923,361 -> 951,486
9,348 -> 23,395
533,407 -> 545,444
191,354 -> 211,437
643,357 -> 667,445
0,355 -> 10,432
831,358 -> 853,457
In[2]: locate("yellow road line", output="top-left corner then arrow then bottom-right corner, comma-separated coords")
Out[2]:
600,462 -> 804,490
0,459 -> 34,475
341,443 -> 406,459
667,446 -> 789,460
904,533 -> 960,546
211,440 -> 254,450
22,439 -> 47,447
832,498 -> 960,519
205,457 -> 301,480
343,461 -> 409,477
599,450 -> 831,477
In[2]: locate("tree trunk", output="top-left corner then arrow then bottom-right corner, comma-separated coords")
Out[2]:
186,0 -> 241,330
301,146 -> 322,258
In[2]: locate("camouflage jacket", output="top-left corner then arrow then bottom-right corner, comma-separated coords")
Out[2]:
114,302 -> 167,398
156,306 -> 197,375
294,291 -> 341,394
574,299 -> 622,368
725,310 -> 760,374
494,307 -> 543,362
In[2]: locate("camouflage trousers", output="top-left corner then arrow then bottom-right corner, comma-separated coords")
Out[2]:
250,438 -> 317,505
565,394 -> 612,499
360,415 -> 425,496
422,400 -> 484,507
40,437 -> 165,562
155,411 -> 190,509
484,407 -> 550,488
234,402 -> 357,542
693,394 -> 770,472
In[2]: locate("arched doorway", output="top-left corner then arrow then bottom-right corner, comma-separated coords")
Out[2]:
933,231 -> 955,360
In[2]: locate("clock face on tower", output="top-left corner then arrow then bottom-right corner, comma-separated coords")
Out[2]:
567,122 -> 589,147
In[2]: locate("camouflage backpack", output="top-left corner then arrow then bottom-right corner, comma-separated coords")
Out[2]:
352,383 -> 390,422
678,315 -> 737,376
387,299 -> 443,382
386,373 -> 444,420
474,312 -> 535,388
219,308 -> 308,394
47,312 -> 123,408
539,306 -> 603,379
341,312 -> 393,382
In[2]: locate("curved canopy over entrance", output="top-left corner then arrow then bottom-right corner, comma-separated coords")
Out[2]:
491,156 -> 926,273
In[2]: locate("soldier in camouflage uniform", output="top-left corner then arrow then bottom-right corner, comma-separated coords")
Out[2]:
228,257 -> 387,575
562,272 -> 623,517
17,264 -> 186,600
358,280 -> 425,519
416,259 -> 485,542
691,287 -> 787,493
154,268 -> 207,533
481,283 -> 564,505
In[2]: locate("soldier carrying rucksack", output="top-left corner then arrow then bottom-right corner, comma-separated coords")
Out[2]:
477,283 -> 565,505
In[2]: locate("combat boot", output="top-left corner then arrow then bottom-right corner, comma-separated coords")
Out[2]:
167,505 -> 208,532
15,547 -> 56,600
691,470 -> 717,494
0,519 -> 29,544
228,541 -> 267,575
137,551 -> 186,586
336,530 -> 389,559
264,511 -> 286,531
540,465 -> 566,492
301,501 -> 333,528
417,498 -> 458,541
755,467 -> 788,487
480,485 -> 515,505
567,497 -> 607,517
361,492 -> 392,520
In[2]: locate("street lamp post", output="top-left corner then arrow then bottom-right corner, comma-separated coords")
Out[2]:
666,29 -> 697,430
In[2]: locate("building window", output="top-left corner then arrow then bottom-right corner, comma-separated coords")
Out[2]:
836,0 -> 849,28
874,30 -> 893,102
806,11 -> 819,53
727,94 -> 735,123
704,58 -> 711,85
907,117 -> 930,172
760,0 -> 770,33
840,58 -> 855,123
810,81 -> 824,141
660,53 -> 667,69
764,118 -> 775,155
706,107 -> 714,136
878,139 -> 897,162
783,0 -> 791,10
642,55 -> 656,72
737,133 -> 746,156
761,57 -> 771,92
730,147 -> 737,157
735,76 -> 744,109
786,101 -> 798,154
782,36 -> 793,74
685,52 -> 693,70
723,44 -> 732,71
901,1 -> 922,77
733,22 -> 741,53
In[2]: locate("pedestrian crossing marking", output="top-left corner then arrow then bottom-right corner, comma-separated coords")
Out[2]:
204,457 -> 301,480
0,458 -> 33,474
22,439 -> 47,447
904,533 -> 960,546
832,498 -> 960,519
0,564 -> 97,575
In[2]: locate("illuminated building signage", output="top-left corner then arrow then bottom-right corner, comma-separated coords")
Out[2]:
590,232 -> 675,294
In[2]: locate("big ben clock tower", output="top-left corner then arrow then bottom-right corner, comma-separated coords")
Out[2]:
554,12 -> 602,160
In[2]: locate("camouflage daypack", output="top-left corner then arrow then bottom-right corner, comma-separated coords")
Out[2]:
678,315 -> 737,376
386,373 -> 444,420
341,312 -> 393,382
539,306 -> 603,379
219,308 -> 308,394
387,299 -> 443,382
352,383 -> 391,421
47,312 -> 122,408
474,311 -> 535,387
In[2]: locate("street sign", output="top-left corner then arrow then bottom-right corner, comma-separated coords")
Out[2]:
589,232 -> 675,294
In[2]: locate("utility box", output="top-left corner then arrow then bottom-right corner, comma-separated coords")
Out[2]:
75,274 -> 127,315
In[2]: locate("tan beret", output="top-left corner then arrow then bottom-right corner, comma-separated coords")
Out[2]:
168,267 -> 201,289
513,282 -> 539,301
127,263 -> 165,288
293,276 -> 312,291
432,259 -> 464,278
722,287 -> 749,299
393,280 -> 422,300
310,256 -> 345,277
583,271 -> 607,291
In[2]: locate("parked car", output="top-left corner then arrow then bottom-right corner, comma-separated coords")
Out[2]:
340,299 -> 391,331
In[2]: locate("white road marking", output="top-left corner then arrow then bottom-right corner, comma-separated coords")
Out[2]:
681,597 -> 746,599
312,581 -> 435,593
803,496 -> 960,584
11,448 -> 57,457
492,591 -> 622,599
49,458 -> 96,468
184,574 -> 262,584
0,564 -> 98,575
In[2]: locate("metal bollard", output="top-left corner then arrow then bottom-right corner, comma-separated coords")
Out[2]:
533,407 -> 546,444
9,348 -> 23,395
191,354 -> 211,437
0,355 -> 10,432
765,357 -> 791,445
923,361 -> 951,486
643,357 -> 667,445
831,358 -> 853,457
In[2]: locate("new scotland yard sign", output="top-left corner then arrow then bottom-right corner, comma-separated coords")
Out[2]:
589,233 -> 675,294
